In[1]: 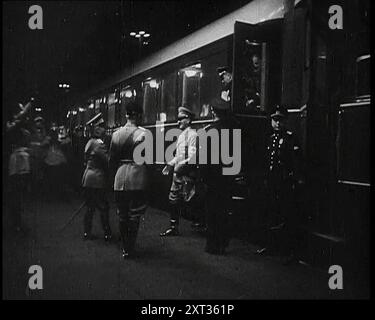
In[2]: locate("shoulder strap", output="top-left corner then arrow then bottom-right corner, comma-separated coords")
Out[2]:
120,127 -> 139,160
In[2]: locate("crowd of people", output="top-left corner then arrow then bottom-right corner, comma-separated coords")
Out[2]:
4,100 -> 87,233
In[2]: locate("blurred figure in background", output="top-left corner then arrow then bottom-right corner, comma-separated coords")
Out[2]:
44,122 -> 68,200
6,99 -> 33,233
29,116 -> 50,195
81,115 -> 112,242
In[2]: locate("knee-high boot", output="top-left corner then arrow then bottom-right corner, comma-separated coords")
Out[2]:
160,206 -> 180,236
128,216 -> 140,254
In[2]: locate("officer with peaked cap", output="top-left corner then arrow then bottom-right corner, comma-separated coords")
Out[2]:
201,98 -> 234,254
160,105 -> 198,236
256,104 -> 301,264
109,102 -> 149,259
82,113 -> 112,241
217,66 -> 232,102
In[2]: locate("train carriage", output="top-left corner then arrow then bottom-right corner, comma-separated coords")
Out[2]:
67,0 -> 370,270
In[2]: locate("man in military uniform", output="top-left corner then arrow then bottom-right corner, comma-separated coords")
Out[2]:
202,98 -> 233,254
256,105 -> 300,264
81,115 -> 112,241
160,106 -> 198,237
217,66 -> 232,102
109,102 -> 148,259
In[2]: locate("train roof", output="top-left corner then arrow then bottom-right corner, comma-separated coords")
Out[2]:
77,0 -> 290,103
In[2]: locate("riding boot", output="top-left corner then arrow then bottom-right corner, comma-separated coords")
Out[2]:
128,217 -> 140,254
100,210 -> 112,241
83,208 -> 94,240
160,207 -> 180,236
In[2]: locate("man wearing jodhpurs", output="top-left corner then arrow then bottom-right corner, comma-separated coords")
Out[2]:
81,115 -> 112,241
109,102 -> 148,259
160,106 -> 198,237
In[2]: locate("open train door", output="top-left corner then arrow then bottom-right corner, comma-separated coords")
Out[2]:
230,19 -> 283,237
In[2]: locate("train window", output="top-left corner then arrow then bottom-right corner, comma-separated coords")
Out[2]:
120,85 -> 136,125
142,78 -> 160,124
239,41 -> 265,114
356,54 -> 370,98
178,63 -> 202,118
160,72 -> 177,122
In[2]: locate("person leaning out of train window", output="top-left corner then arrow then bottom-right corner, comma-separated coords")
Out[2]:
256,105 -> 303,265
160,106 -> 198,237
81,115 -> 112,242
217,66 -> 232,102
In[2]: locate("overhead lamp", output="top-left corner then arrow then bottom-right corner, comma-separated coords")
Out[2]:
139,31 -> 145,35
135,34 -> 141,38
185,70 -> 198,77
144,33 -> 150,38
125,90 -> 133,98
130,32 -> 136,36
149,79 -> 158,88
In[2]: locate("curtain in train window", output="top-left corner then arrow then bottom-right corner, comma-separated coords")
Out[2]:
160,72 -> 177,122
114,89 -> 121,127
94,99 -> 100,114
142,79 -> 160,124
107,92 -> 116,128
178,64 -> 202,118
200,50 -> 228,119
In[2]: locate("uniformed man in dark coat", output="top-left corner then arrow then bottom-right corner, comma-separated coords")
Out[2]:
160,106 -> 198,237
108,102 -> 149,259
81,115 -> 112,241
256,105 -> 301,264
217,66 -> 232,102
202,98 -> 233,255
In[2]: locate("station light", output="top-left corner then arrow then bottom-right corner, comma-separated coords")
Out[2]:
139,31 -> 145,35
130,32 -> 136,36
135,34 -> 141,38
144,33 -> 150,38
72,110 -> 77,115
79,107 -> 85,112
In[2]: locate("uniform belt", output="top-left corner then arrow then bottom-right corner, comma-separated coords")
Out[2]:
119,159 -> 134,164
